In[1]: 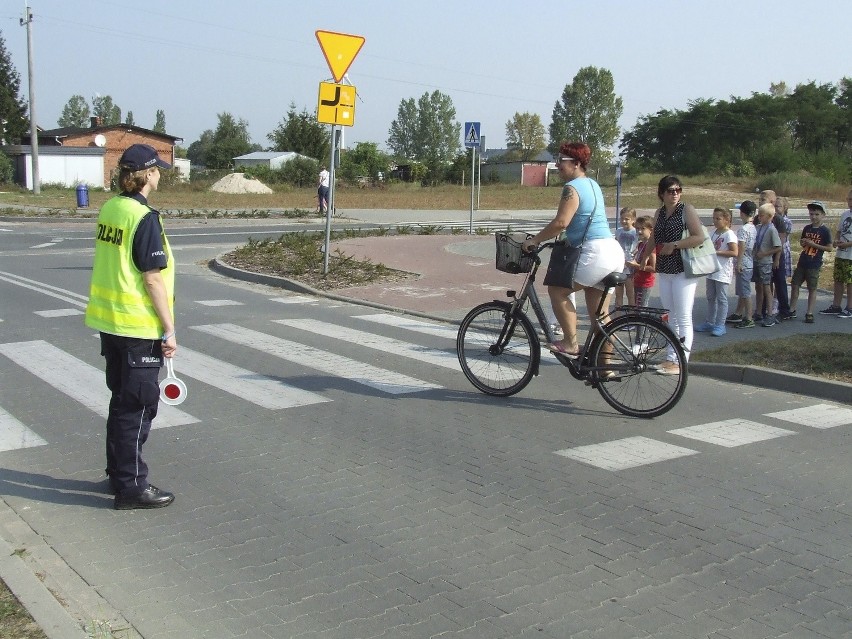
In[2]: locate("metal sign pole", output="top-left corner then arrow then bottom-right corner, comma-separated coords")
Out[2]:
614,161 -> 622,230
469,148 -> 475,234
322,125 -> 337,274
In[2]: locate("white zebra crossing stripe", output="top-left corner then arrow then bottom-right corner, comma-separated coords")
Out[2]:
555,436 -> 699,471
34,309 -> 84,318
270,296 -> 317,305
351,313 -> 558,366
274,318 -> 460,371
0,340 -> 199,429
668,419 -> 795,447
196,300 -> 244,307
0,406 -> 47,452
0,271 -> 87,308
178,347 -> 329,409
766,404 -> 852,429
191,323 -> 441,394
354,313 -> 459,340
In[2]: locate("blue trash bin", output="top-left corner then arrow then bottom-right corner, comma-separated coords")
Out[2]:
76,183 -> 89,208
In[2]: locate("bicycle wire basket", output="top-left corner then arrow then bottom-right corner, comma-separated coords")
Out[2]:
495,232 -> 535,274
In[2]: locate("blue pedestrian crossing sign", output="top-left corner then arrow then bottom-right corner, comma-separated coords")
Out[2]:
464,122 -> 481,149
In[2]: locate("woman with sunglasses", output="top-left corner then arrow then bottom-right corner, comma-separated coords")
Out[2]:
636,175 -> 706,375
521,142 -> 623,357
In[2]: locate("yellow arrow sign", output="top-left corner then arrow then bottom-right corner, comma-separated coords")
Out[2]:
317,82 -> 356,127
315,30 -> 365,83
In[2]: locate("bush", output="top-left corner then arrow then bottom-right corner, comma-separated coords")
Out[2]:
0,152 -> 14,184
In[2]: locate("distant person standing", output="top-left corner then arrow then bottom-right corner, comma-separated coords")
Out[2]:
729,201 -> 758,328
85,144 -> 176,510
771,196 -> 794,321
791,201 -> 833,323
636,175 -> 706,375
317,165 -> 330,213
695,207 -> 738,336
823,188 -> 852,318
752,203 -> 782,326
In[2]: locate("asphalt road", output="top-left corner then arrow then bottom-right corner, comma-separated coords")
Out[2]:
1,218 -> 851,638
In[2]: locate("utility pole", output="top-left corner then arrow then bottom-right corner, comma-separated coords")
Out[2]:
21,3 -> 39,194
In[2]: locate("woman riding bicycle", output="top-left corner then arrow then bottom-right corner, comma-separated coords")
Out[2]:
521,142 -> 624,357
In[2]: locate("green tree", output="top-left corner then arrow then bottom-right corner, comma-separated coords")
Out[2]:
204,112 -> 256,169
788,81 -> 839,155
835,77 -> 852,155
549,66 -> 623,164
125,110 -> 135,126
186,129 -> 213,167
505,112 -> 546,161
154,109 -> 166,133
387,90 -> 460,184
267,103 -> 330,161
58,95 -> 90,128
387,97 -> 418,160
92,95 -> 121,125
0,31 -> 28,143
339,142 -> 391,182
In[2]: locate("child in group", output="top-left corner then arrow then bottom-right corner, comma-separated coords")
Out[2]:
730,201 -> 758,328
752,203 -> 782,326
821,188 -> 852,317
626,215 -> 656,306
614,207 -> 637,306
790,201 -> 833,323
695,207 -> 738,336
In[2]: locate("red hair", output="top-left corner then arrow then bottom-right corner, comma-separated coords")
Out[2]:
559,142 -> 591,170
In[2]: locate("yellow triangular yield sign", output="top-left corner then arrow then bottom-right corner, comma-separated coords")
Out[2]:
315,30 -> 365,83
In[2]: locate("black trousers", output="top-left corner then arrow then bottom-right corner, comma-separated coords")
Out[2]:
771,265 -> 790,315
100,333 -> 163,497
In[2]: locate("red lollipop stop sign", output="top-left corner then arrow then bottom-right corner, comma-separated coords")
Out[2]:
159,358 -> 187,405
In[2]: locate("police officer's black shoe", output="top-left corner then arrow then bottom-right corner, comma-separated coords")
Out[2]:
114,485 -> 175,510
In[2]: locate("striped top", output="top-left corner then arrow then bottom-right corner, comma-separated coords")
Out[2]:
653,202 -> 686,274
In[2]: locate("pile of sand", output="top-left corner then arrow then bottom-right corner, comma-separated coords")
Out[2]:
210,173 -> 273,194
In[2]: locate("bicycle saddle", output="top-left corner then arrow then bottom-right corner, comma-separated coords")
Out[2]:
601,271 -> 629,288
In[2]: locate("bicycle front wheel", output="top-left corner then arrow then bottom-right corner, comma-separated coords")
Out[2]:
457,302 -> 539,397
590,315 -> 687,418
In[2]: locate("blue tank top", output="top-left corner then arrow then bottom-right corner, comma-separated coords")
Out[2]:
560,177 -> 611,245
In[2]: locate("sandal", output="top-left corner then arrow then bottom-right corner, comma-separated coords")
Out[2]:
655,364 -> 680,376
547,342 -> 581,358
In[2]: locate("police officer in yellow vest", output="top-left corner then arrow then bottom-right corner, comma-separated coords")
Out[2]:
85,144 -> 176,510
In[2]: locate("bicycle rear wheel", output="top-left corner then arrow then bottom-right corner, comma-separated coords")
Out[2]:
457,302 -> 539,396
589,315 -> 687,418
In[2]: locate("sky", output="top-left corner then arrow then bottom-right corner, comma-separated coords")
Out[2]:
3,0 -> 851,155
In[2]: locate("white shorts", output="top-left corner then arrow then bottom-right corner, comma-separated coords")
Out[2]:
574,237 -> 625,289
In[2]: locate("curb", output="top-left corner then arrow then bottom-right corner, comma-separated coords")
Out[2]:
688,362 -> 852,405
0,534 -> 86,639
211,256 -> 850,405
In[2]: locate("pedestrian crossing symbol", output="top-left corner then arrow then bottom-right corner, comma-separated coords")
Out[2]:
464,121 -> 481,149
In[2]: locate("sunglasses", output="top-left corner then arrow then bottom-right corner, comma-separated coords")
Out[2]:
557,157 -> 577,164
665,187 -> 683,195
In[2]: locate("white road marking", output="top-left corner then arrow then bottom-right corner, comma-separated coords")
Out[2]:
0,340 -> 199,429
766,404 -> 852,429
34,309 -> 84,318
555,436 -> 699,471
0,406 -> 48,452
354,313 -> 459,340
0,270 -> 87,307
195,299 -> 244,306
178,347 -> 329,409
274,318 -> 460,371
191,323 -> 441,394
668,419 -> 795,447
269,296 -> 317,305
29,242 -> 60,249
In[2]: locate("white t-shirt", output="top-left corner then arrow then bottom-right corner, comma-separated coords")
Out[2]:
837,210 -> 852,261
736,222 -> 757,270
318,169 -> 330,188
710,228 -> 738,283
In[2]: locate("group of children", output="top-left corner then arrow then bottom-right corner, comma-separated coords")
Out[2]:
611,189 -> 852,335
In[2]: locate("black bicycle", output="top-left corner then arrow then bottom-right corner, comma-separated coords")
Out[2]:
456,233 -> 688,418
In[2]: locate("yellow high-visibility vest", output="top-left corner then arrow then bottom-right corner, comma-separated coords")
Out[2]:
85,196 -> 174,339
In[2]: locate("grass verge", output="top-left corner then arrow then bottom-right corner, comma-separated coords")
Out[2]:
692,333 -> 852,384
0,577 -> 47,639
